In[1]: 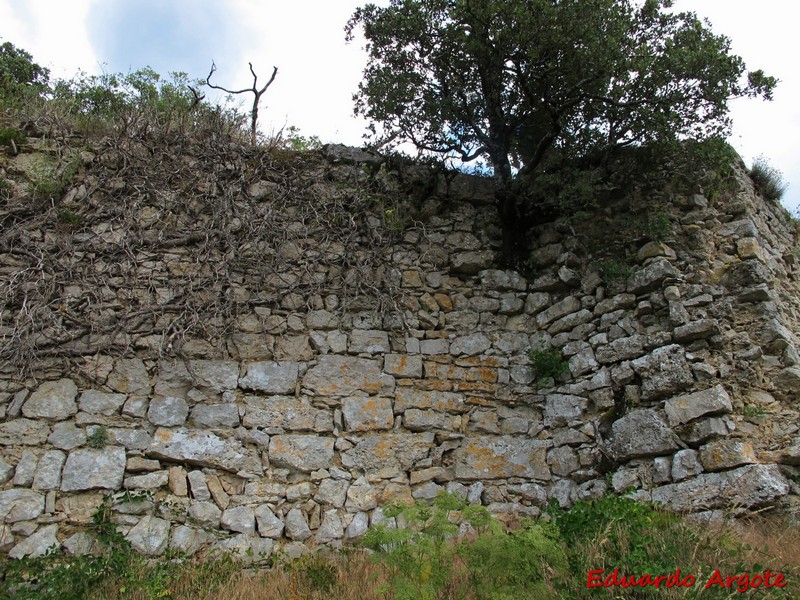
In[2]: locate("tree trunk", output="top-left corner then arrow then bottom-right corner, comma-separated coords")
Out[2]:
492,154 -> 524,267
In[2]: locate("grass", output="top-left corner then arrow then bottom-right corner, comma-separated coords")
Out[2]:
2,494 -> 797,599
749,156 -> 788,201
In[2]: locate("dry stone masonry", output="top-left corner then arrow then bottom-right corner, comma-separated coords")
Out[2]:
1,143 -> 800,560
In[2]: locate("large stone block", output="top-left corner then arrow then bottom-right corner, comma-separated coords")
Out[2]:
0,489 -> 45,523
450,333 -> 492,356
651,464 -> 789,511
699,439 -> 758,472
543,394 -> 587,427
349,330 -> 391,354
0,419 -> 50,446
191,403 -> 241,428
342,433 -> 435,478
61,447 -> 127,492
22,379 -> 78,421
78,390 -> 127,416
188,360 -> 240,392
535,296 -> 581,329
342,397 -> 394,432
664,385 -> 733,427
627,258 -> 678,294
268,435 -> 334,472
239,362 -> 300,394
631,345 -> 693,401
453,435 -> 551,480
108,358 -> 151,395
303,355 -> 395,396
395,388 -> 467,413
608,409 -> 679,461
8,524 -> 59,559
243,396 -> 332,432
147,428 -> 262,475
384,354 -> 423,378
147,396 -> 189,427
126,516 -> 170,556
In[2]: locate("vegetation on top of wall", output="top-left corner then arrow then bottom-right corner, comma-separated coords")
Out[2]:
750,156 -> 789,201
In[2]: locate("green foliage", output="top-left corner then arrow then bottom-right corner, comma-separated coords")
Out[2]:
0,127 -> 26,149
362,493 -> 567,599
749,155 -> 788,201
57,209 -> 82,226
594,258 -> 635,283
29,158 -> 79,203
281,125 -> 322,152
457,520 -> 568,599
0,40 -> 50,106
347,0 -> 775,202
527,345 -> 569,385
642,211 -> 672,243
86,426 -> 108,449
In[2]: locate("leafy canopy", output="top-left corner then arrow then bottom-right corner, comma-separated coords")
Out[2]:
0,40 -> 50,103
347,0 -> 776,183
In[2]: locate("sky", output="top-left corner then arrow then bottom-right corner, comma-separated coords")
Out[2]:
0,0 -> 797,210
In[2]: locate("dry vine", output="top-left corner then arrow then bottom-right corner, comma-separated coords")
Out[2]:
0,116 -> 429,378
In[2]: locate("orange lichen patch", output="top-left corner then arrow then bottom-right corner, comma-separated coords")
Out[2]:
380,482 -> 415,506
434,293 -> 453,311
154,428 -> 174,443
465,367 -> 497,382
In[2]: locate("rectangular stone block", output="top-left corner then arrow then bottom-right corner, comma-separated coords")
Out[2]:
342,433 -> 435,478
303,355 -> 395,396
243,396 -> 332,432
342,397 -> 394,432
395,388 -> 467,413
239,362 -> 299,394
453,435 -> 551,480
384,354 -> 423,378
268,435 -> 334,472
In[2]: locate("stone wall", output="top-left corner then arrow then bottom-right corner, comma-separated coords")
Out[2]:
1,143 -> 799,560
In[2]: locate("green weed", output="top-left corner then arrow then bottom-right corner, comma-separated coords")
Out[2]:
528,345 -> 570,385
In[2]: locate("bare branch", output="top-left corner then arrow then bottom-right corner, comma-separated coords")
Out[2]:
205,61 -> 278,144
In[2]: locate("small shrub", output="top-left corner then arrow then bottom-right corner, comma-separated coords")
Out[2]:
528,346 -> 569,384
643,211 -> 672,242
750,155 -> 788,201
0,127 -> 25,149
86,426 -> 108,449
594,257 -> 635,282
57,209 -> 82,225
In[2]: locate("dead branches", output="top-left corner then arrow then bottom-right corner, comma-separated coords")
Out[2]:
206,61 -> 278,145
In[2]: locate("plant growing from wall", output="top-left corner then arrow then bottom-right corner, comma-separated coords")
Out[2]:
528,345 -> 569,385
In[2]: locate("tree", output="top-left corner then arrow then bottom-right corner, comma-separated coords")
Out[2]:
205,61 -> 278,145
346,0 -> 776,262
0,40 -> 50,103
